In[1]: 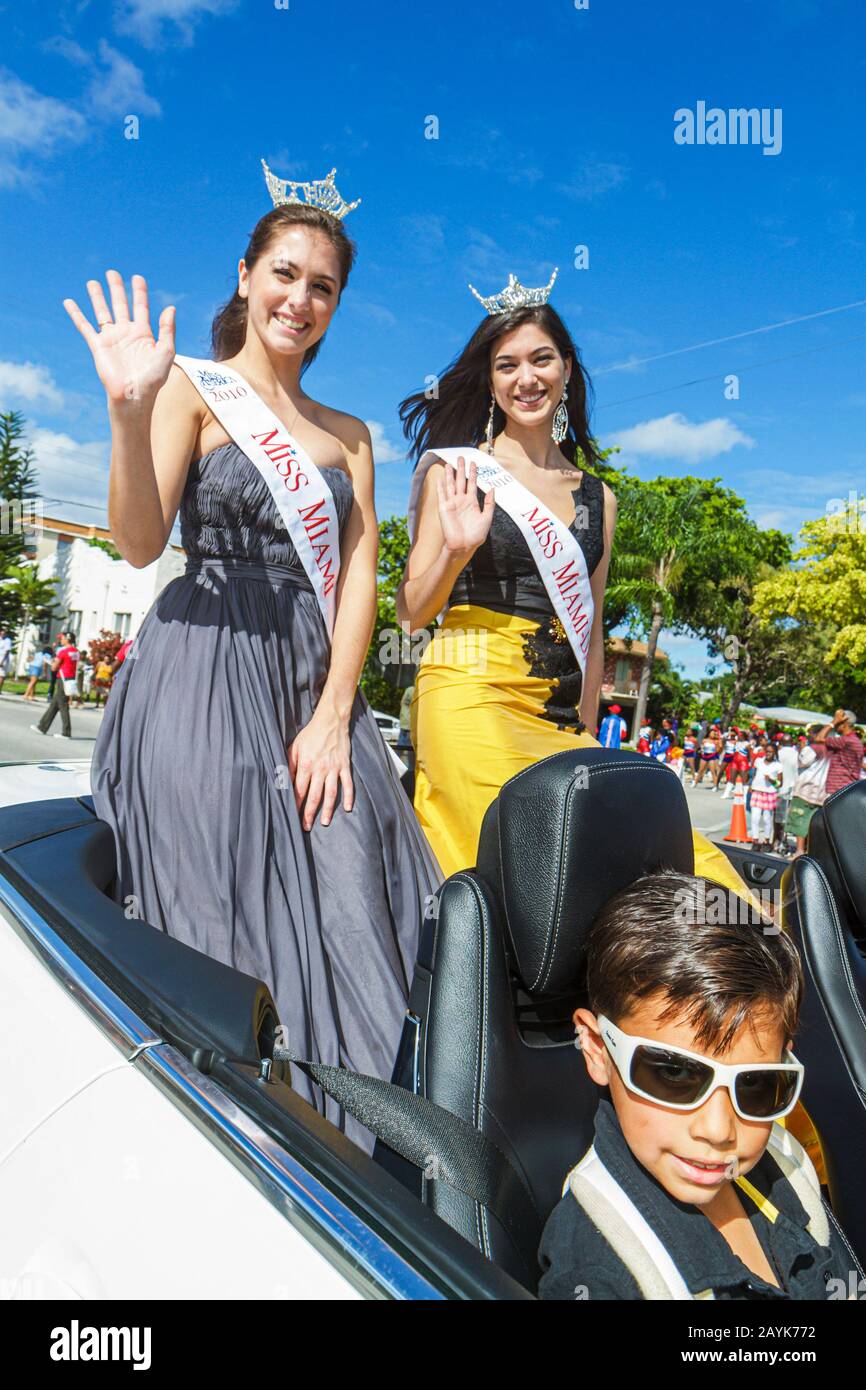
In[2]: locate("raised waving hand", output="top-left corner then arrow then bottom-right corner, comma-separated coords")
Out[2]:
63,271 -> 176,405
437,454 -> 496,554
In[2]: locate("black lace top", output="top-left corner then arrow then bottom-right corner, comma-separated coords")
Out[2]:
446,469 -> 606,731
447,469 -> 604,619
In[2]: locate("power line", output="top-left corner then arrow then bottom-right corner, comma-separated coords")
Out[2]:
14,298 -> 866,476
595,332 -> 866,412
593,297 -> 866,375
40,496 -> 108,514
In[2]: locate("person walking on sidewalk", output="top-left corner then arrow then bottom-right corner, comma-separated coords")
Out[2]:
23,646 -> 53,701
0,628 -> 13,695
30,631 -> 79,739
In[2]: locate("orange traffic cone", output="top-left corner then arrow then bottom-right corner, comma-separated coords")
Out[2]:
724,776 -> 752,844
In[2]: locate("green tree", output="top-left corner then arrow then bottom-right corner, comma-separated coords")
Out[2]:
578,442 -> 630,632
587,449 -> 800,728
360,515 -> 418,716
0,562 -> 59,657
603,474 -> 737,732
87,536 -> 122,562
705,617 -> 832,721
645,661 -> 699,730
680,519 -> 792,723
752,507 -> 866,689
0,412 -> 41,618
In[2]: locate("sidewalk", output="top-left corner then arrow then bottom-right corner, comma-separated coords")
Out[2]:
0,690 -> 105,710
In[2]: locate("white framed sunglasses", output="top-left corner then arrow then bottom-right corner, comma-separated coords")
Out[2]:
595,1015 -> 804,1121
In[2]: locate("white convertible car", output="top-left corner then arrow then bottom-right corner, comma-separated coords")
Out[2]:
0,749 -> 863,1300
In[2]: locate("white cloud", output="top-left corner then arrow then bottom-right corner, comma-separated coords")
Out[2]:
113,0 -> 240,49
24,427 -> 111,523
740,465 -> 858,507
42,37 -> 91,66
86,41 -> 162,119
0,69 -> 86,186
401,213 -> 446,258
0,361 -> 65,410
0,44 -> 159,187
463,227 -> 508,279
557,159 -> 629,202
749,504 -> 810,534
366,421 -> 404,465
606,412 -> 755,465
348,297 -> 397,329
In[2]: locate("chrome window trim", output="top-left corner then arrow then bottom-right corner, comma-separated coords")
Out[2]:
0,871 -> 444,1301
136,1043 -> 440,1301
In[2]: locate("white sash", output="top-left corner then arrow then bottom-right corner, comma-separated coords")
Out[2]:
408,446 -> 595,673
175,355 -> 341,636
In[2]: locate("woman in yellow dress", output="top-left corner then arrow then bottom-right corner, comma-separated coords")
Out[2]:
396,268 -> 766,905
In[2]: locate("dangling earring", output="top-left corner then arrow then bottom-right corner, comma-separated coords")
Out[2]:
551,382 -> 569,445
485,393 -> 496,452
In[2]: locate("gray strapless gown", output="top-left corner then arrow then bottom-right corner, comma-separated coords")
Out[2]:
91,442 -> 443,1150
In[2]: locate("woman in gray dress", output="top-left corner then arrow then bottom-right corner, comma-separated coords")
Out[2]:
62,169 -> 441,1151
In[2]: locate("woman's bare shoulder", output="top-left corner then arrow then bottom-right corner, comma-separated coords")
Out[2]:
599,478 -> 618,511
157,360 -> 208,422
311,400 -> 372,456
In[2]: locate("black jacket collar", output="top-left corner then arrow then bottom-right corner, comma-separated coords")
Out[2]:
591,1097 -> 819,1296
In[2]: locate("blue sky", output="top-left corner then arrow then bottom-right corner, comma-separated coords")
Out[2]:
2,0 -> 863,679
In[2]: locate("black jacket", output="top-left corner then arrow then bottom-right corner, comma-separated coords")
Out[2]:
538,1098 -> 861,1300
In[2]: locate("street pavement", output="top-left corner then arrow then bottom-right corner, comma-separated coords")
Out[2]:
681,775 -> 741,840
0,690 -> 104,764
0,696 -> 745,844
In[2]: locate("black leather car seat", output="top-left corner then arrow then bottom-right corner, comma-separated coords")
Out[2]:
413,747 -> 697,1289
782,779 -> 866,1266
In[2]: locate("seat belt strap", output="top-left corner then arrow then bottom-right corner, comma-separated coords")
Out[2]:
565,1147 -> 709,1301
765,1123 -> 830,1246
272,1044 -> 540,1249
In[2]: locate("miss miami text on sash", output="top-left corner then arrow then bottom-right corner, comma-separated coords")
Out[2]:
408,446 -> 594,673
174,355 -> 341,636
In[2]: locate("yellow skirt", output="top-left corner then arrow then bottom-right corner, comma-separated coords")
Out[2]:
411,604 -> 825,1179
412,604 -> 753,898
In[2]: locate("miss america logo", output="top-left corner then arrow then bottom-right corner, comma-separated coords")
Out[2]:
196,368 -> 233,390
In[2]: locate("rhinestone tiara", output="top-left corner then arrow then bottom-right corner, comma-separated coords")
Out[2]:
261,159 -> 361,220
467,267 -> 559,316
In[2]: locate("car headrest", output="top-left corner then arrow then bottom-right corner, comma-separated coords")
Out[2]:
807,780 -> 866,926
475,748 -> 695,998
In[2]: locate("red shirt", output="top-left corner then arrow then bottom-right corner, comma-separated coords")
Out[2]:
817,731 -> 865,796
55,646 -> 79,679
115,638 -> 134,666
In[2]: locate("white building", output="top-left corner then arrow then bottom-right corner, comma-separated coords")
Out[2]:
14,513 -> 186,674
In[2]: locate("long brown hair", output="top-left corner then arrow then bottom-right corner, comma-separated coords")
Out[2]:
399,303 -> 601,470
210,205 -> 357,373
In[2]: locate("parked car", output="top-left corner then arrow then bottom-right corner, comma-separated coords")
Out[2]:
0,750 -> 862,1299
371,710 -> 401,745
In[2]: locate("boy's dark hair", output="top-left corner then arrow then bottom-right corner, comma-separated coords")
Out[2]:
586,868 -> 803,1053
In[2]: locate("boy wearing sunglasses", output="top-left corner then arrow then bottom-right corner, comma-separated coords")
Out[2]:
537,869 -> 860,1300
